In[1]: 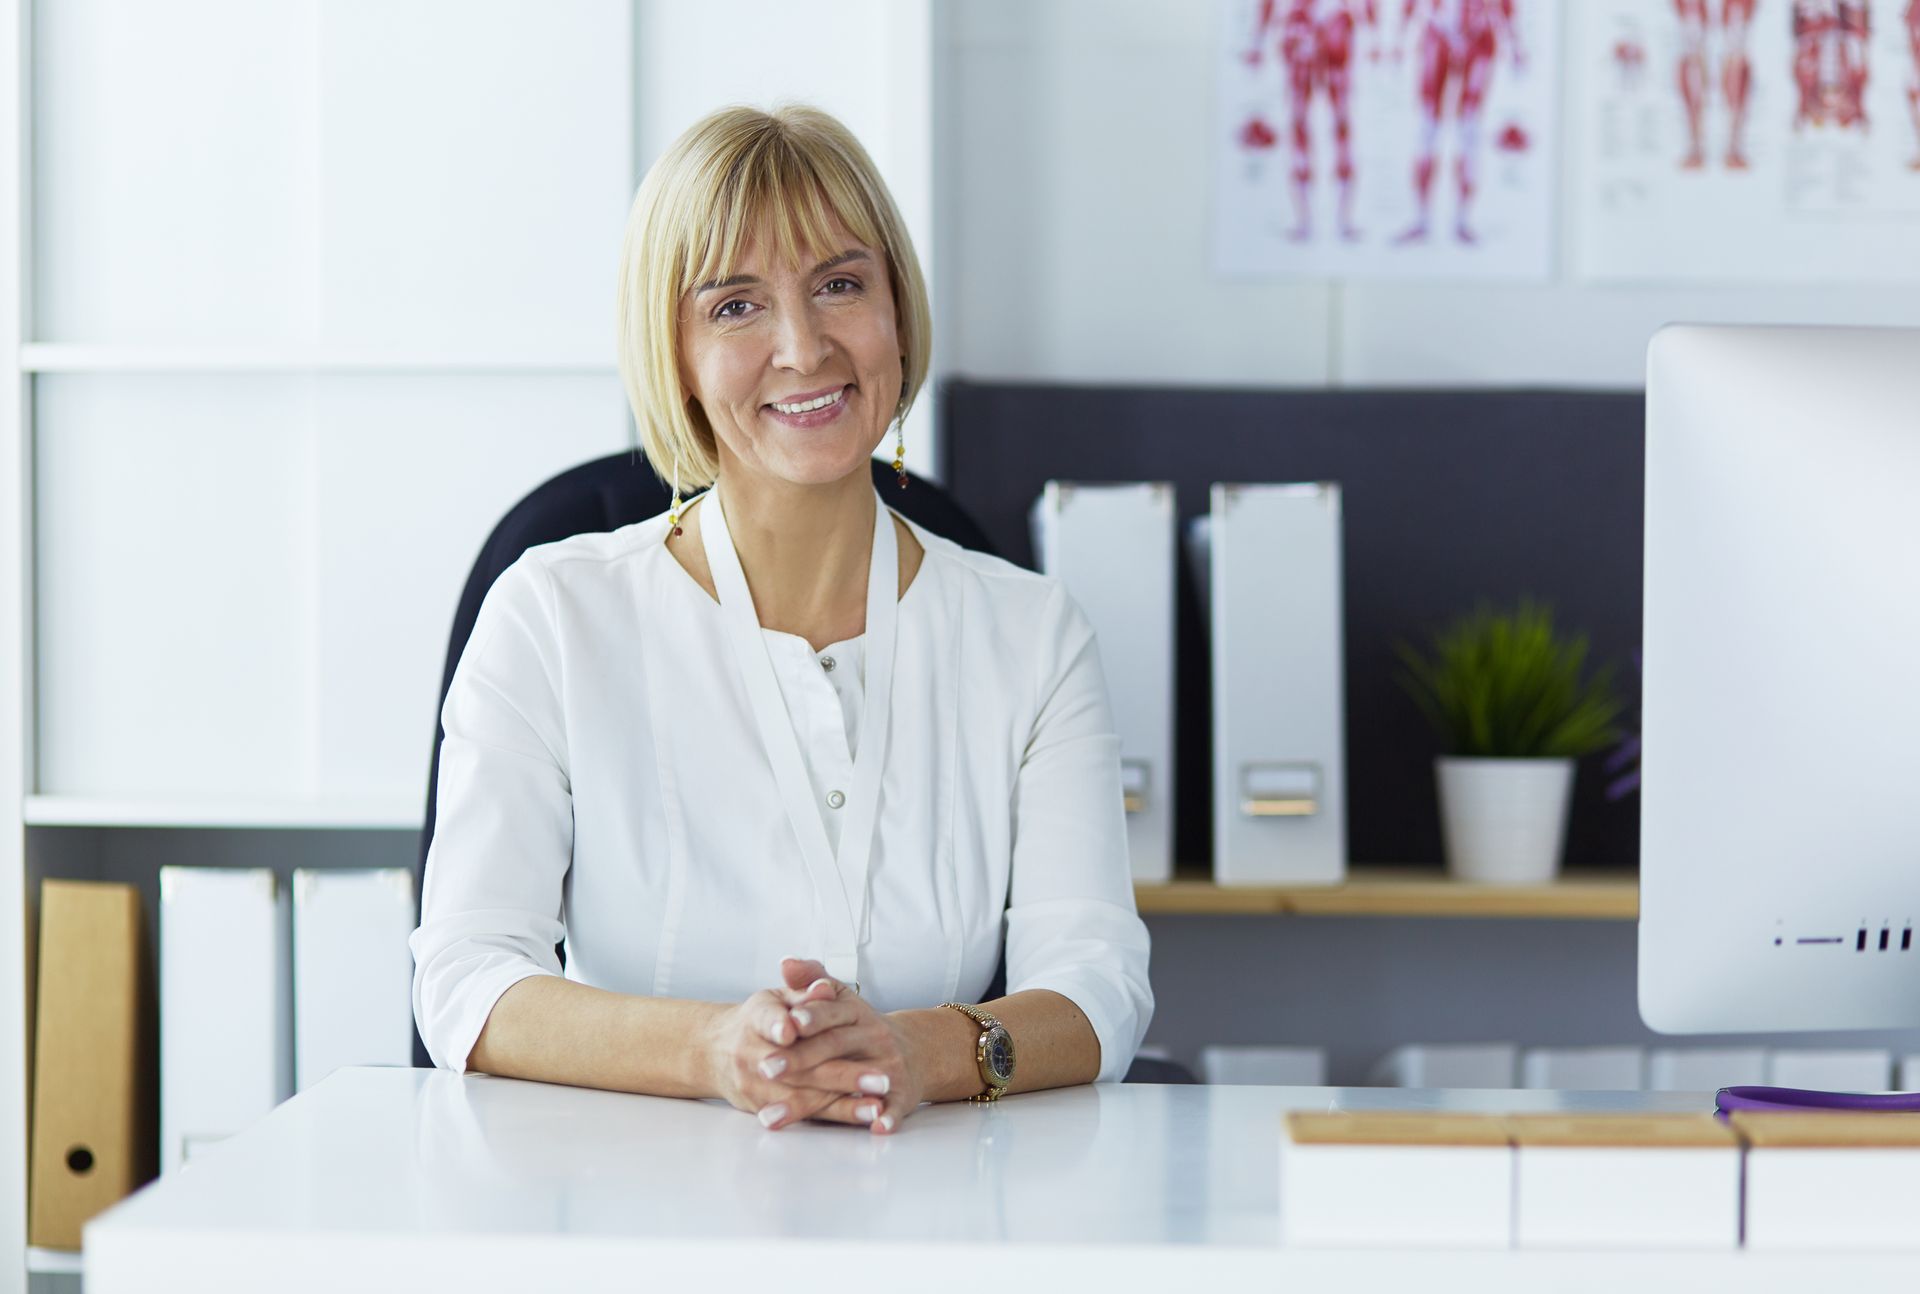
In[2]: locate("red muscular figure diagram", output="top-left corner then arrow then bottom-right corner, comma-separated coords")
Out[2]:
1245,0 -> 1379,241
1676,0 -> 1756,169
1904,0 -> 1920,164
1792,0 -> 1872,130
1393,0 -> 1524,246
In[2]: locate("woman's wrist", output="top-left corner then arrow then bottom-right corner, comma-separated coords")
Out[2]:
890,1005 -> 987,1103
681,999 -> 732,1098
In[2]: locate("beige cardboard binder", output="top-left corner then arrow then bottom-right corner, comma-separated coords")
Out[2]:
29,880 -> 155,1250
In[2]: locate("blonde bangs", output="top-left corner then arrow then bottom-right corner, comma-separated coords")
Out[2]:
617,104 -> 932,496
682,135 -> 886,304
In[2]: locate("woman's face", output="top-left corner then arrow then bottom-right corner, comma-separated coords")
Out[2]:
678,219 -> 902,492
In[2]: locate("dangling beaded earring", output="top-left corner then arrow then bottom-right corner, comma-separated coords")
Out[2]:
892,420 -> 908,490
668,451 -> 685,537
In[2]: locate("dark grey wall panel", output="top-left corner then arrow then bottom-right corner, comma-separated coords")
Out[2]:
940,381 -> 1646,872
1143,914 -> 1920,1086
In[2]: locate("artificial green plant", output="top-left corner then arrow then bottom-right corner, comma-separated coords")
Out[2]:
1394,599 -> 1625,759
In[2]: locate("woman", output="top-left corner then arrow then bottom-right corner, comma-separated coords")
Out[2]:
410,104 -> 1152,1135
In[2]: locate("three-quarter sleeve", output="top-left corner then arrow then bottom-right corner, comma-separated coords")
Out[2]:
1001,581 -> 1155,1083
409,552 -> 572,1072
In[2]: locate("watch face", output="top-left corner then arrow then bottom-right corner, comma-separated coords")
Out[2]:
984,1025 -> 1015,1082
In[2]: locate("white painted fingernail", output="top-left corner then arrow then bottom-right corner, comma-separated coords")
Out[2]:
770,1021 -> 790,1045
879,1114 -> 896,1132
855,1102 -> 879,1121
792,1009 -> 812,1029
759,1057 -> 787,1079
758,1104 -> 787,1128
808,977 -> 833,993
858,1073 -> 889,1095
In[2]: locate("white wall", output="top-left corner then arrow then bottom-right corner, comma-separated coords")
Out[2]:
940,0 -> 1920,389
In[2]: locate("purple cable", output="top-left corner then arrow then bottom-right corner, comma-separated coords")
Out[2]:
1715,1085 -> 1920,1115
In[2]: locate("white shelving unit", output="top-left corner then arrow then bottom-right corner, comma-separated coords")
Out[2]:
22,797 -> 422,832
3,4 -> 936,1289
3,0 -> 28,1285
19,347 -> 618,374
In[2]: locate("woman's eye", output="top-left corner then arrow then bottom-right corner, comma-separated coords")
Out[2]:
713,299 -> 753,320
821,277 -> 860,295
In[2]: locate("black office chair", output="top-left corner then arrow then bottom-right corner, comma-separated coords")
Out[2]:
414,450 -> 1196,1086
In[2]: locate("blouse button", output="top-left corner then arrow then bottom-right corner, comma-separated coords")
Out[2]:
826,790 -> 846,809
820,655 -> 836,672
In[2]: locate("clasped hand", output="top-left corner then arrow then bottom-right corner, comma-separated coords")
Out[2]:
704,957 -> 924,1135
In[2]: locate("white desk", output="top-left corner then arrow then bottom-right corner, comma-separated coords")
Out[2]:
86,1068 -> 1920,1292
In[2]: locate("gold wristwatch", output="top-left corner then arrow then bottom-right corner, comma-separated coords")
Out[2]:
940,1002 -> 1014,1102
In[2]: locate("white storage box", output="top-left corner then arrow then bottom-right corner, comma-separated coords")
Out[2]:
1193,483 -> 1346,885
1509,1114 -> 1739,1250
160,866 -> 292,1173
1765,1049 -> 1892,1092
1279,1112 -> 1512,1248
293,867 -> 416,1091
1029,482 -> 1177,882
1199,1045 -> 1326,1086
1647,1047 -> 1768,1091
1736,1112 -> 1920,1250
1369,1042 -> 1518,1089
1519,1046 -> 1645,1091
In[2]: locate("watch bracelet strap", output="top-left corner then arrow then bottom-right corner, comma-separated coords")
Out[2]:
939,1001 -> 1000,1031
939,1002 -> 1007,1100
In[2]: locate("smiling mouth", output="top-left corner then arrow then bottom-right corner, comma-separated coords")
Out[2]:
768,386 -> 849,416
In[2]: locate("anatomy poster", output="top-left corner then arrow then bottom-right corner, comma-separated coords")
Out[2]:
1576,1 -> 1920,281
1215,0 -> 1560,280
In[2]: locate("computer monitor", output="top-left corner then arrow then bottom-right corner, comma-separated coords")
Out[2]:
1639,323 -> 1920,1035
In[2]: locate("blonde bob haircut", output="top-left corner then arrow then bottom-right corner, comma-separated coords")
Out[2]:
616,104 -> 932,493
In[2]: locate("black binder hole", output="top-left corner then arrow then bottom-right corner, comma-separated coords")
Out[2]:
1857,929 -> 1868,951
66,1146 -> 94,1175
1881,929 -> 1891,952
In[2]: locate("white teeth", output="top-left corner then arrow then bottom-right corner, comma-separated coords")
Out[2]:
771,388 -> 845,415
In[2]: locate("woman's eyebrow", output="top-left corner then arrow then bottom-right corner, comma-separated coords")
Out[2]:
693,249 -> 871,296
812,248 -> 871,274
694,272 -> 758,295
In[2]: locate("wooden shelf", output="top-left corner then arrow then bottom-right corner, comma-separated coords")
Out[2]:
1134,867 -> 1638,920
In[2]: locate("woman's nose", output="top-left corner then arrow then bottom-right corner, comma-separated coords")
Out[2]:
770,303 -> 832,373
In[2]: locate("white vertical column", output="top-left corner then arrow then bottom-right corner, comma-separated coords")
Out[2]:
876,0 -> 937,481
2,0 -> 29,1282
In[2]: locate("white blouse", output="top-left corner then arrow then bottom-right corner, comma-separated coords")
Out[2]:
410,483 -> 1155,1084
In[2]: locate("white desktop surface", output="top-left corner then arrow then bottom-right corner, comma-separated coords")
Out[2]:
86,1067 -> 1920,1292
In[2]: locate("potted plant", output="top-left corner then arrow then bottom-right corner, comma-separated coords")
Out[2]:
1394,600 -> 1625,884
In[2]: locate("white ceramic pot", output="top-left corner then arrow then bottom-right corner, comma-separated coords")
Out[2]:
1435,756 -> 1576,884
